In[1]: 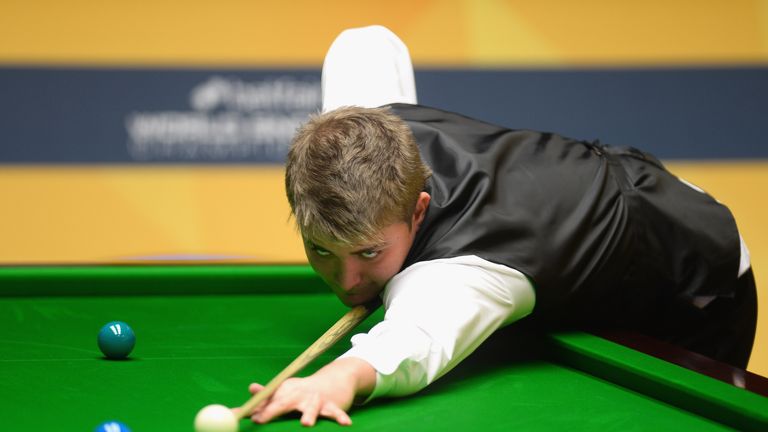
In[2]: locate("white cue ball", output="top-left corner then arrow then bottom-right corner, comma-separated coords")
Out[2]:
194,404 -> 239,432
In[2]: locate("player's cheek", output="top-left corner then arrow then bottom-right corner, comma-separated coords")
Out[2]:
307,257 -> 332,281
379,256 -> 402,281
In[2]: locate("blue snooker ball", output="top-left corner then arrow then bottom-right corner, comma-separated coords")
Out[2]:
97,321 -> 136,359
94,421 -> 132,432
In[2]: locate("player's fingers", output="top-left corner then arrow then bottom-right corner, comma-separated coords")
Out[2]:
241,383 -> 270,416
248,383 -> 265,394
299,394 -> 322,427
320,402 -> 352,426
251,395 -> 295,424
230,407 -> 242,419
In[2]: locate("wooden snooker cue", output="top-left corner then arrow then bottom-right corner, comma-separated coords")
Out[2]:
237,299 -> 381,418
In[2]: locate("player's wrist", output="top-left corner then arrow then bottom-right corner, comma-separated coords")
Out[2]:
326,357 -> 376,396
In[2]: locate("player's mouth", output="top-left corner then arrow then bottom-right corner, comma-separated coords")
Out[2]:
341,288 -> 377,306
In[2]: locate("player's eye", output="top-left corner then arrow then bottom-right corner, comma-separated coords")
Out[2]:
314,247 -> 331,257
360,250 -> 379,259
309,244 -> 332,257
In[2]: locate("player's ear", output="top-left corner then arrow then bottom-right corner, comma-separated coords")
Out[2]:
411,192 -> 431,229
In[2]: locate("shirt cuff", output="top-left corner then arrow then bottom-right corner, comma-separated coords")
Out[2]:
339,321 -> 433,402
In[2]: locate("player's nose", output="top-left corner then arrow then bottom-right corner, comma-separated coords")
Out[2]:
335,259 -> 362,291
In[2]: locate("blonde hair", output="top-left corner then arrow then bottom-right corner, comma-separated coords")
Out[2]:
285,106 -> 431,245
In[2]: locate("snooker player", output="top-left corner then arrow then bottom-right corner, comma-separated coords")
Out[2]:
244,25 -> 758,426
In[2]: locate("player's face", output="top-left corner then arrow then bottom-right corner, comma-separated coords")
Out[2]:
304,222 -> 417,307
303,192 -> 431,307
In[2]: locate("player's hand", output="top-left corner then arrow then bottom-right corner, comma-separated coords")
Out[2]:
241,357 -> 375,426
246,375 -> 354,427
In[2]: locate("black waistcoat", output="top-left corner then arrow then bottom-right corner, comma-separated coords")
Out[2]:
392,104 -> 741,326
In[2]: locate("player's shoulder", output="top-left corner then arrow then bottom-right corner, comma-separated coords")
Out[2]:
393,255 -> 526,285
387,103 -> 593,148
386,103 -> 505,131
384,256 -> 535,310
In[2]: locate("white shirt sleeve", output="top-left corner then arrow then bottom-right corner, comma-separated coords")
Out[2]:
338,255 -> 535,401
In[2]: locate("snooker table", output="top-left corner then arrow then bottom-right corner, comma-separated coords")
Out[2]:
1,264 -> 766,431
